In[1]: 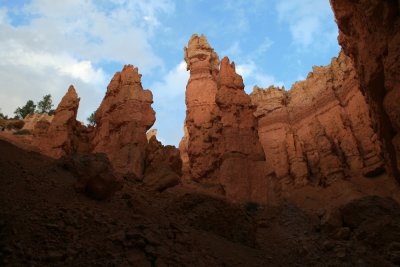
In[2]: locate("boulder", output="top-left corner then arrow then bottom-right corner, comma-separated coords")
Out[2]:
61,153 -> 121,200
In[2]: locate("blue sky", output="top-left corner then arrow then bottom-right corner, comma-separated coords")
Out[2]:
0,0 -> 340,146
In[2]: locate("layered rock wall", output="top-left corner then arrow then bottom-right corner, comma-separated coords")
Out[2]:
250,51 -> 384,190
183,34 -> 270,202
330,0 -> 400,179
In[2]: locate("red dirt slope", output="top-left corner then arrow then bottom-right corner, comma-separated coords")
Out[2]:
1,139 -> 400,266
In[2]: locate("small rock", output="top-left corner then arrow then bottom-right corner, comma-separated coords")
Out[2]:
46,251 -> 65,262
334,246 -> 346,258
127,250 -> 151,267
331,227 -> 351,240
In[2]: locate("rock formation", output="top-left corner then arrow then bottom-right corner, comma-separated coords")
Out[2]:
32,85 -> 88,158
178,124 -> 190,178
146,129 -> 157,141
144,136 -> 182,191
0,119 -> 24,131
92,65 -> 156,178
250,51 -> 384,191
60,153 -> 121,200
22,113 -> 53,131
183,34 -> 270,202
330,0 -> 400,179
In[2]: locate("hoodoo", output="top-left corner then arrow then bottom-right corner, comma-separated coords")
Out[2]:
92,65 -> 156,178
183,34 -> 271,202
33,85 -> 86,158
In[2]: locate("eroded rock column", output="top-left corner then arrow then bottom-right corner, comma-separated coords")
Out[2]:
33,85 -> 85,158
183,34 -> 270,202
92,65 -> 155,178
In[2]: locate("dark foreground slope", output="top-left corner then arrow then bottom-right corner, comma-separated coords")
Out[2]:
1,139 -> 400,266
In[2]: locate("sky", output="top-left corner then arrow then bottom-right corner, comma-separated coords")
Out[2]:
0,0 -> 340,146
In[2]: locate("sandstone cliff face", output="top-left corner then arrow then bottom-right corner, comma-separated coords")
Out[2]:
22,113 -> 53,131
92,65 -> 155,178
250,51 -> 384,191
33,85 -> 88,158
330,0 -> 400,179
183,34 -> 269,202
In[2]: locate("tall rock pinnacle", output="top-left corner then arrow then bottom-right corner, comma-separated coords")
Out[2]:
182,34 -> 272,203
92,65 -> 156,178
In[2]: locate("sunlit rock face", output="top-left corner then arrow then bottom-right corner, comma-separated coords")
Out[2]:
250,51 -> 384,191
33,85 -> 89,158
92,65 -> 156,178
183,34 -> 271,203
330,0 -> 400,179
22,113 -> 53,131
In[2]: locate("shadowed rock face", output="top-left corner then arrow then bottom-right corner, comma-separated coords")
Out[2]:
144,136 -> 182,192
330,0 -> 400,179
33,85 -> 88,158
250,51 -> 384,191
183,34 -> 270,202
92,65 -> 155,179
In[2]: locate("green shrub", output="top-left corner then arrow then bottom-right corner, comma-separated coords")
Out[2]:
13,129 -> 32,135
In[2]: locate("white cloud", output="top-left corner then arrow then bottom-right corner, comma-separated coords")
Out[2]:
0,40 -> 105,84
236,60 -> 283,91
151,61 -> 189,98
0,0 -> 174,122
276,0 -> 336,49
18,0 -> 172,72
254,37 -> 274,56
236,61 -> 256,78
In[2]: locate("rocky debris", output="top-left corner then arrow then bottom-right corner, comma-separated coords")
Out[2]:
319,196 -> 400,266
183,34 -> 270,203
167,193 -> 257,247
60,153 -> 121,200
250,51 -> 385,192
143,136 -> 182,191
92,65 -> 155,179
330,0 -> 400,179
22,113 -> 53,131
32,85 -> 89,158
